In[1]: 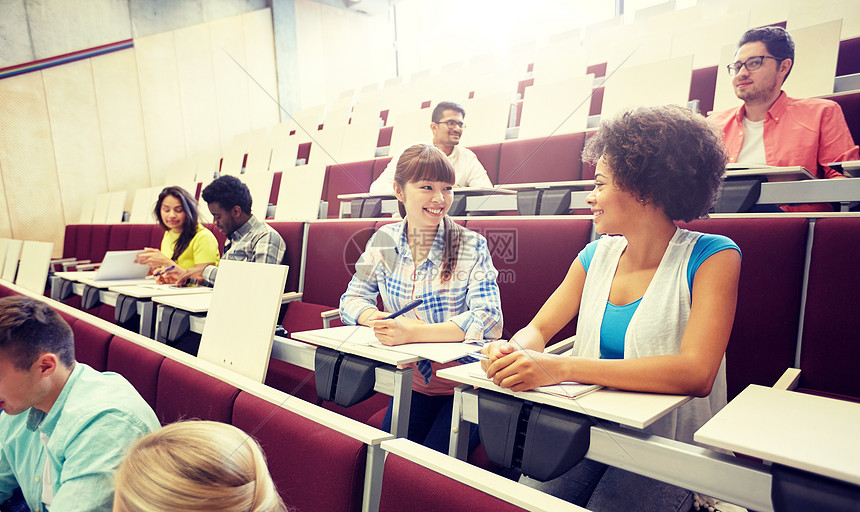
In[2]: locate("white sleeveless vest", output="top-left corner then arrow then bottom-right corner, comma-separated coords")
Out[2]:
573,228 -> 727,444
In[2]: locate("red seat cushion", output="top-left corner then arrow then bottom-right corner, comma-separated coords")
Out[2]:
379,453 -> 529,512
232,392 -> 367,512
106,336 -> 164,410
155,358 -> 239,424
71,320 -> 113,371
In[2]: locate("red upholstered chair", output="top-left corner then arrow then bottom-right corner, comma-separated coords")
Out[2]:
231,392 -> 368,512
107,224 -> 132,251
797,218 -> 860,401
497,132 -> 585,185
836,36 -> 860,77
269,171 -> 282,208
61,225 -> 81,259
280,220 -> 377,333
829,91 -> 860,144
379,441 -> 542,512
690,66 -> 718,115
372,156 -> 393,183
70,225 -> 94,261
55,309 -> 78,329
125,224 -> 161,251
71,320 -> 113,371
469,142 -> 502,185
325,161 -> 375,218
267,221 -> 305,293
680,217 -> 809,400
203,223 -> 227,255
106,336 -> 165,410
464,218 -> 593,344
88,225 -> 111,264
155,358 -> 239,425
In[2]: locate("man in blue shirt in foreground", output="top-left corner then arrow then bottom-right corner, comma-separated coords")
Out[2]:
0,296 -> 160,512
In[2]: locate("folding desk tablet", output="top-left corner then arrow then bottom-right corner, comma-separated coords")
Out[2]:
196,260 -> 288,383
107,284 -> 213,337
438,363 -> 786,511
152,269 -> 298,346
50,270 -> 152,309
695,385 -> 860,512
483,180 -> 596,215
286,326 -> 483,438
1,239 -> 23,282
15,241 -> 54,293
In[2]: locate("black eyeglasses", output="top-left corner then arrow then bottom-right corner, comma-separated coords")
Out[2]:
726,55 -> 783,76
435,119 -> 465,129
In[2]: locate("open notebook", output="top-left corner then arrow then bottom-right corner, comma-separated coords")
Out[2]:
467,366 -> 602,399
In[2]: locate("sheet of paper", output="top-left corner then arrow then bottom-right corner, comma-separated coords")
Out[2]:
305,325 -> 483,363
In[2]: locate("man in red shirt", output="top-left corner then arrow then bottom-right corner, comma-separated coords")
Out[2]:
709,26 -> 858,212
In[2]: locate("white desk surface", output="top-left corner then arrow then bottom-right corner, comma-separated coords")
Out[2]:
152,293 -> 213,313
108,284 -> 214,299
438,362 -> 691,429
827,160 -> 860,171
724,166 -> 814,181
694,385 -> 860,486
54,271 -> 98,282
289,326 -> 492,366
74,276 -> 154,289
499,180 -> 596,190
337,186 -> 516,200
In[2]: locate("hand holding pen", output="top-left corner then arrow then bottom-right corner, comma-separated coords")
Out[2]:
367,299 -> 424,346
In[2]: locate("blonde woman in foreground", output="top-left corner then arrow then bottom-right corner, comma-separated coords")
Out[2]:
113,421 -> 288,512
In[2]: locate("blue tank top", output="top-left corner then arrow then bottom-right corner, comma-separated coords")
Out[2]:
578,234 -> 740,359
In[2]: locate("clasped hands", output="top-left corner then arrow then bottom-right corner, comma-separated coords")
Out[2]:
479,341 -> 562,392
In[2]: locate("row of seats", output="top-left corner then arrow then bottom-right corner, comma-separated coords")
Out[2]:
0,282 -> 579,512
56,215 -> 860,407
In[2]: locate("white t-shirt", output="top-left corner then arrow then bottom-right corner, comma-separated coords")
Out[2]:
736,116 -> 767,165
369,143 -> 493,195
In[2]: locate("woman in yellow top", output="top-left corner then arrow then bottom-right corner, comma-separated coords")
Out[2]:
135,186 -> 219,282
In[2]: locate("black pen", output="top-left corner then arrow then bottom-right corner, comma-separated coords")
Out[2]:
385,299 -> 423,319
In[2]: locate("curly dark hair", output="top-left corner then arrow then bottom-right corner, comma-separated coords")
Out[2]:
582,105 -> 727,222
201,175 -> 252,215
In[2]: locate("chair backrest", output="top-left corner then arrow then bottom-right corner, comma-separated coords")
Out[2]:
464,218 -> 593,343
71,319 -> 114,372
273,163 -> 327,221
232,391 -> 369,512
15,240 -> 53,293
799,218 -> 860,399
325,161 -> 375,218
106,336 -> 165,411
497,132 -> 586,185
155,358 -> 240,425
601,55 -> 693,119
301,220 -> 377,307
680,217 -> 809,399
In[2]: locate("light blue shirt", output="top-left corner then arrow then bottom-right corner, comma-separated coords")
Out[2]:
0,363 -> 160,512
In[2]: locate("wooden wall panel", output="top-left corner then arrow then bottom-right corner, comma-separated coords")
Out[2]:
91,48 -> 151,202
211,15 -> 251,151
42,60 -> 109,225
175,22 -> 221,158
0,72 -> 65,256
0,162 -> 14,238
136,31 -> 187,186
244,8 -> 281,131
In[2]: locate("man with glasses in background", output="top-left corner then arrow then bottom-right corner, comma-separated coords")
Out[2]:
370,101 -> 493,194
709,26 -> 858,212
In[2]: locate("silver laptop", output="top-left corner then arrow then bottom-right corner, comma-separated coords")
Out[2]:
94,250 -> 150,281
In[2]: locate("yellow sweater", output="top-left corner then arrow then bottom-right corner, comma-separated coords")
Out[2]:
160,225 -> 220,270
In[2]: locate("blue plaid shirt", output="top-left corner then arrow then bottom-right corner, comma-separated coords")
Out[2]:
340,221 -> 503,344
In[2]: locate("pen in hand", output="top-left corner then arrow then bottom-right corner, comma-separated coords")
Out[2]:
384,299 -> 423,319
153,264 -> 175,277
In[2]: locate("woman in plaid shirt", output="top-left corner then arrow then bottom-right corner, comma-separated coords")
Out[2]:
340,144 -> 503,454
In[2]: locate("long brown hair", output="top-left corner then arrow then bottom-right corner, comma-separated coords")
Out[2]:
394,144 -> 464,282
154,186 -> 199,261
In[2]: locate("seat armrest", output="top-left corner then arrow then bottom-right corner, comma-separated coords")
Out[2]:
76,263 -> 100,271
321,308 -> 340,329
773,368 -> 801,391
280,291 -> 302,303
62,259 -> 91,271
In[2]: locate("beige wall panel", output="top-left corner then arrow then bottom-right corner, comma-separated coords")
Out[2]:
91,48 -> 151,194
788,0 -> 858,38
211,15 -> 251,151
0,72 -> 65,256
727,0 -> 788,28
26,0 -> 131,61
671,10 -> 749,68
42,60 -> 109,226
243,9 -> 280,131
174,22 -> 221,158
601,55 -> 694,119
136,31 -> 187,186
